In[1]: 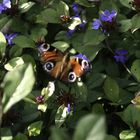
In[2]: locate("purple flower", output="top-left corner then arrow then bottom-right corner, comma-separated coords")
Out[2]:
72,3 -> 79,16
66,28 -> 76,37
100,10 -> 117,22
0,0 -> 11,13
36,95 -> 44,104
92,19 -> 102,30
67,103 -> 71,114
78,21 -> 87,29
5,33 -> 17,46
75,53 -> 90,62
114,49 -> 128,64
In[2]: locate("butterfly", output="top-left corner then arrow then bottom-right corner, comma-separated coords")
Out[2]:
38,43 -> 91,82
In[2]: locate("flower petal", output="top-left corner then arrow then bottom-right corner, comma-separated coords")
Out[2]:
3,0 -> 11,8
92,19 -> 102,30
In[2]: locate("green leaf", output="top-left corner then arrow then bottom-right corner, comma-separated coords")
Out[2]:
119,0 -> 132,8
105,135 -> 118,140
56,1 -> 69,15
10,18 -> 28,33
1,127 -> 13,140
131,14 -> 140,33
2,64 -> 35,113
131,59 -> 140,82
73,114 -> 106,140
100,0 -> 118,11
75,0 -> 95,7
92,104 -> 105,115
9,45 -> 23,58
119,19 -> 132,32
21,102 -> 40,123
30,26 -> 48,41
74,81 -> 88,102
83,30 -> 106,46
41,82 -> 55,100
87,91 -> 103,103
0,16 -> 10,30
103,77 -> 119,102
19,2 -> 35,13
36,8 -> 59,24
50,127 -> 70,140
13,35 -> 35,48
86,73 -> 106,89
21,55 -> 36,68
117,88 -> 133,105
55,104 -> 68,128
4,57 -> 24,71
27,121 -> 43,136
55,31 -> 69,41
51,41 -> 70,52
122,104 -> 140,127
105,59 -> 120,77
119,130 -> 136,140
81,44 -> 102,61
0,32 -> 6,59
13,133 -> 28,140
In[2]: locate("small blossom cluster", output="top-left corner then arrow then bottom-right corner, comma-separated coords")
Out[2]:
67,3 -> 86,37
36,95 -> 45,104
92,10 -> 117,32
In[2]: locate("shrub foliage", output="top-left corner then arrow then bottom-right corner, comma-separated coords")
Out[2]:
0,0 -> 140,139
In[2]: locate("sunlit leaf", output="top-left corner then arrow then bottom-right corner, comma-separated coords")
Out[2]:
122,104 -> 140,127
73,114 -> 106,140
27,121 -> 43,136
131,14 -> 140,33
1,127 -> 13,140
55,104 -> 68,128
119,130 -> 136,140
4,57 -> 24,71
51,41 -> 70,52
0,32 -> 6,59
19,2 -> 35,13
2,64 -> 35,113
131,59 -> 140,82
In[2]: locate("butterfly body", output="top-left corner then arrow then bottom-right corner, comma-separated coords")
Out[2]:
38,43 -> 91,82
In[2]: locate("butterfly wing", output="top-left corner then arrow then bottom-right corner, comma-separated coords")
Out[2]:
60,55 -> 91,82
38,43 -> 67,79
